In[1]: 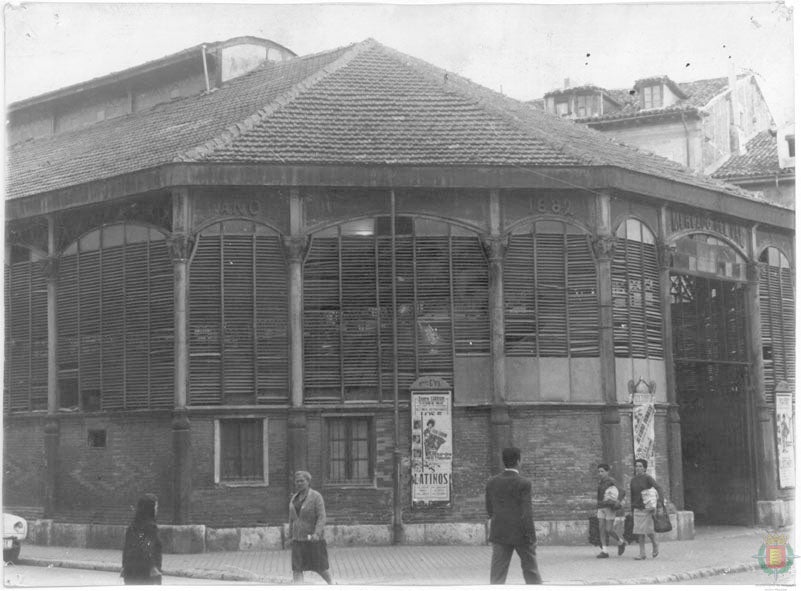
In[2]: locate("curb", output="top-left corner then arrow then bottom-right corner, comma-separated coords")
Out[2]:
17,557 -> 288,584
18,556 -> 759,585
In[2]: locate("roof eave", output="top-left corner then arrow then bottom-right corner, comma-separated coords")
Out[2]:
6,162 -> 793,231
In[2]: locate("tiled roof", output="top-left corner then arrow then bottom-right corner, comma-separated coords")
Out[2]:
575,76 -> 732,123
712,129 -> 794,178
8,39 -> 758,203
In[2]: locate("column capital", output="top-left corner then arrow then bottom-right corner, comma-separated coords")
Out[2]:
168,234 -> 195,264
592,234 -> 617,261
657,243 -> 676,270
480,234 -> 509,263
39,257 -> 60,282
283,235 -> 309,264
747,261 -> 767,284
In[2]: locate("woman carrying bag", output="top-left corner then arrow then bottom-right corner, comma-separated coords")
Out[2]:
629,459 -> 664,560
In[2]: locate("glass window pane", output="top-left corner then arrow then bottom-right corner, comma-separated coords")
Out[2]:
126,224 -> 152,243
79,230 -> 101,252
626,218 -> 642,242
102,225 -> 125,248
414,218 -> 450,236
224,220 -> 254,234
340,219 -> 375,236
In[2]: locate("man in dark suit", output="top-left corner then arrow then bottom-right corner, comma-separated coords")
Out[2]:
485,447 -> 542,584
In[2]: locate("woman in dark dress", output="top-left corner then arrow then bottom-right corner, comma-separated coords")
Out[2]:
121,494 -> 163,585
289,471 -> 333,584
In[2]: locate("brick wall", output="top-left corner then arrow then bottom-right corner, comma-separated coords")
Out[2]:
189,413 -> 290,527
55,413 -> 174,524
3,415 -> 47,511
512,407 -> 602,520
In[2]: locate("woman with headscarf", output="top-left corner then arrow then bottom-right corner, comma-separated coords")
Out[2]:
121,494 -> 163,585
289,471 -> 333,584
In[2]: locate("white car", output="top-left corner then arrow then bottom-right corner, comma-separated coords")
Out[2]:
3,513 -> 27,562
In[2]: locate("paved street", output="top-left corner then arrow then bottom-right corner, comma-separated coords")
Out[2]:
3,564 -> 250,587
13,525 -> 796,586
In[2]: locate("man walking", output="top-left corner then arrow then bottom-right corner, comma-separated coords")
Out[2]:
485,447 -> 542,584
595,463 -> 626,558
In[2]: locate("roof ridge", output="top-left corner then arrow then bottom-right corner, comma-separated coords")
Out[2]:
371,42 -> 601,166
176,39 -> 375,162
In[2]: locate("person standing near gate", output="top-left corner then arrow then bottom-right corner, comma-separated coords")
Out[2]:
595,463 -> 626,558
485,447 -> 542,584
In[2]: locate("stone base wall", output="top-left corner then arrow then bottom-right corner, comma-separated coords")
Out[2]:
26,513 -> 694,553
756,500 -> 795,528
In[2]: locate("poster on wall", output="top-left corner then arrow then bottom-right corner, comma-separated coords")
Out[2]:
631,387 -> 656,478
411,389 -> 452,503
776,392 -> 795,489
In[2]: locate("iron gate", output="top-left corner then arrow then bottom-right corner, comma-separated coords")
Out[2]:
670,273 -> 755,525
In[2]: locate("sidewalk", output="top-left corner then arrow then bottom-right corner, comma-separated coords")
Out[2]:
15,526 -> 794,585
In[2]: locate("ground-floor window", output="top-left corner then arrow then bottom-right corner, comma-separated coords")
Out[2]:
215,418 -> 268,484
325,416 -> 373,484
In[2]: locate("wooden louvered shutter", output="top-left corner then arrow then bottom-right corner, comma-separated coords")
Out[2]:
101,243 -> 125,409
190,232 -> 223,404
57,254 -> 79,406
124,241 -> 151,407
415,236 -> 453,383
341,236 -> 379,401
761,256 -> 795,402
567,234 -> 598,357
760,266 -> 776,396
255,235 -> 288,400
452,235 -> 490,354
780,266 -> 795,388
536,232 -> 568,356
4,265 -> 9,412
643,242 -> 663,357
504,234 -> 536,356
148,238 -> 173,408
222,235 -> 255,399
8,262 -> 30,410
303,236 -> 341,400
79,250 -> 101,396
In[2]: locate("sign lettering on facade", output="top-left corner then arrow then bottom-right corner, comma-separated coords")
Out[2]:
669,210 -> 746,248
411,389 -> 453,504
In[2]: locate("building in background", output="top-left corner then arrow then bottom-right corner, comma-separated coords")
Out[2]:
5,38 -> 794,546
533,73 -> 794,208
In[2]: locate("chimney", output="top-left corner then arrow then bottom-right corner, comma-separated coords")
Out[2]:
564,78 -> 571,89
727,61 -> 746,155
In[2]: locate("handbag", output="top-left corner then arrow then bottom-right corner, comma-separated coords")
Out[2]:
653,500 -> 672,533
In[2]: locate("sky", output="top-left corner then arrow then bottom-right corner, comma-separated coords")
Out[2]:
3,1 -> 796,126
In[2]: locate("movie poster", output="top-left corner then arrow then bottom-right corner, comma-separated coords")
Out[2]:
632,390 -> 656,477
776,392 -> 795,489
411,391 -> 452,503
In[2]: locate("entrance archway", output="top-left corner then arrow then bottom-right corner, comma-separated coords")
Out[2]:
669,234 -> 755,525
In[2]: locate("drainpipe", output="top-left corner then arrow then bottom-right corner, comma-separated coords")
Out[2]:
201,45 -> 210,92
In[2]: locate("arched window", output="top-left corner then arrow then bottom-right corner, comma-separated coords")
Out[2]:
503,220 -> 598,357
612,219 -> 663,358
303,216 -> 489,402
760,247 -> 795,400
5,245 -> 47,411
58,223 -> 173,411
188,221 -> 288,405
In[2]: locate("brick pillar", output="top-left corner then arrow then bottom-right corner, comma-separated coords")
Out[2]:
284,233 -> 309,478
483,228 -> 511,473
169,190 -> 192,524
747,261 -> 778,503
43,418 -> 59,517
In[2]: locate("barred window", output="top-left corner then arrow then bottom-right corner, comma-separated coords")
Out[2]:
189,221 -> 288,405
612,219 -> 663,358
303,217 -> 489,402
503,220 -> 599,357
216,418 -> 267,483
760,247 -> 795,401
5,245 -> 48,412
57,224 -> 173,410
326,416 -> 373,484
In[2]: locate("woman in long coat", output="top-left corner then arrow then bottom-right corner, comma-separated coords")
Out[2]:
121,494 -> 163,585
289,471 -> 333,584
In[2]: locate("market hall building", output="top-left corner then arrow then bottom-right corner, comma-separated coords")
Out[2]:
5,37 -> 794,547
